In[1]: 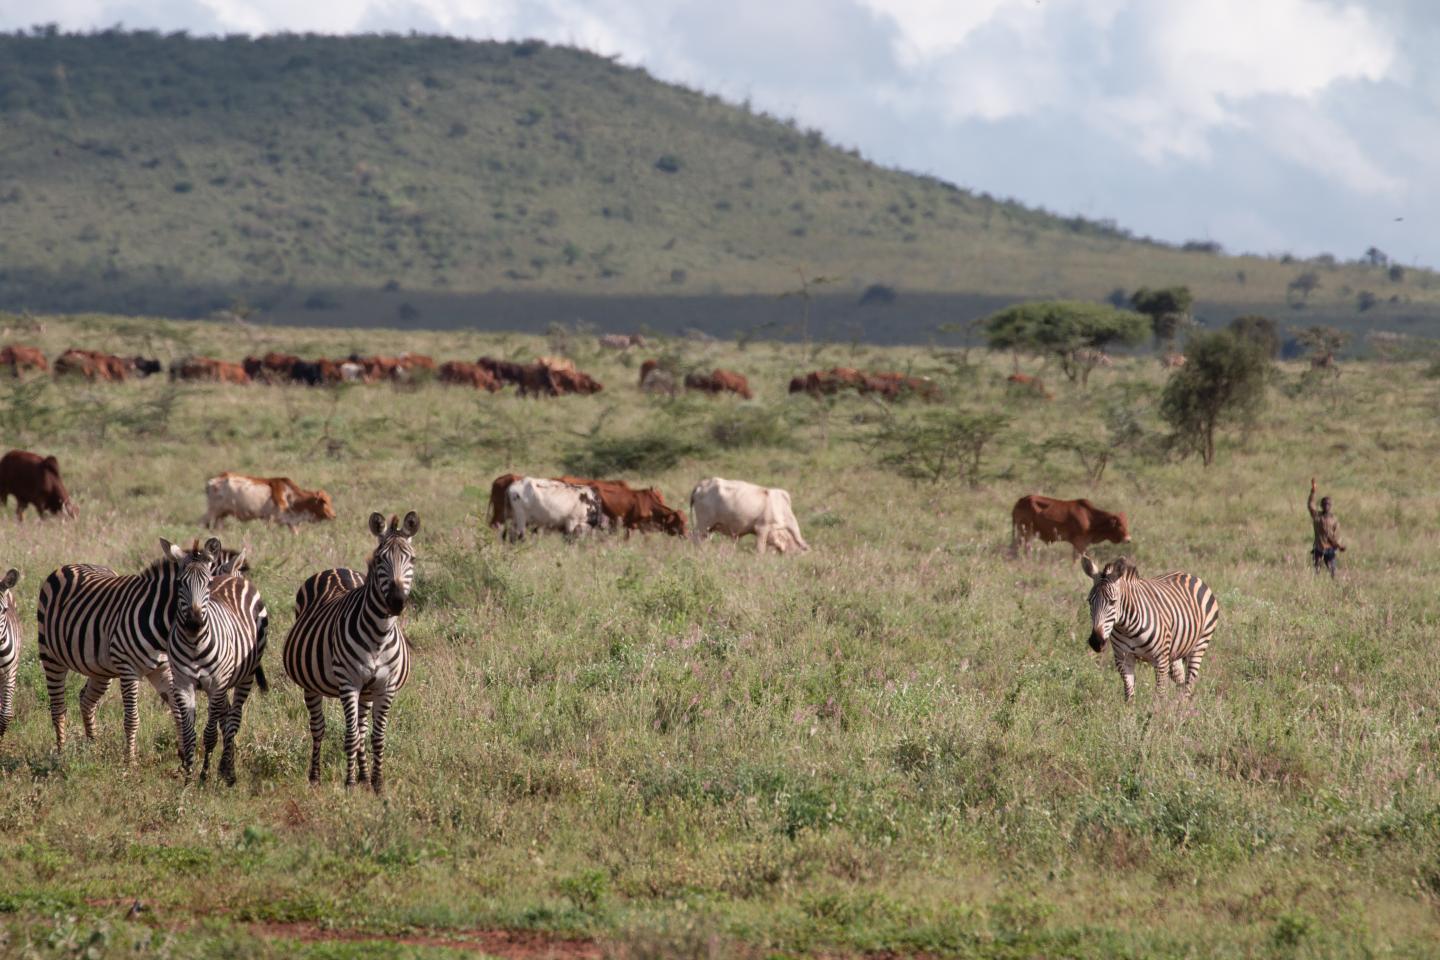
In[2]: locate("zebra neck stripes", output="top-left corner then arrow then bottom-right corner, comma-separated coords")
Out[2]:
0,569 -> 19,738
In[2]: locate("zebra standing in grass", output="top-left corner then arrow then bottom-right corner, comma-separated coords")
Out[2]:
0,568 -> 21,740
1081,555 -> 1220,701
36,542 -> 196,759
166,539 -> 269,784
283,511 -> 417,792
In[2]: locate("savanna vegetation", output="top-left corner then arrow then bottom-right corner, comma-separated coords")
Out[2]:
0,310 -> 1436,958
1,28 -> 1438,337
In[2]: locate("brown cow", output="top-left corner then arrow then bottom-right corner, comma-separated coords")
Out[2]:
554,476 -> 688,537
172,356 -> 252,384
638,358 -> 661,387
439,361 -> 502,391
551,367 -> 604,395
54,349 -> 128,382
1011,495 -> 1130,561
203,473 -> 336,530
862,371 -> 941,402
1,344 -> 49,377
478,357 -> 527,387
1006,373 -> 1053,400
0,449 -> 78,521
685,368 -> 753,399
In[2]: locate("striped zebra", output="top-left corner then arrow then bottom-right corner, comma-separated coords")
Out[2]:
283,511 -> 417,792
1081,555 -> 1220,701
36,542 -> 195,759
0,568 -> 20,740
166,540 -> 269,784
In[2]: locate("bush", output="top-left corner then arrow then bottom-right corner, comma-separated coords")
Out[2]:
563,432 -> 698,476
1130,286 -> 1193,345
861,410 -> 1007,486
983,300 -> 1148,385
708,406 -> 794,450
654,155 -> 682,174
1228,315 -> 1281,359
1160,332 -> 1269,466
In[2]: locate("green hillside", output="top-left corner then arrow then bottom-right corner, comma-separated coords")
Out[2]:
1,28 -> 1437,335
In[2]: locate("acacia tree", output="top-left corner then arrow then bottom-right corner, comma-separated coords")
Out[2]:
1130,286 -> 1194,347
983,300 -> 1148,386
1159,331 -> 1269,466
1228,314 -> 1281,359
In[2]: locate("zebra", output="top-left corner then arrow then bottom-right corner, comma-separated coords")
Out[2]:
283,511 -> 417,792
36,541 -> 196,759
166,540 -> 269,784
1081,555 -> 1220,701
0,568 -> 20,740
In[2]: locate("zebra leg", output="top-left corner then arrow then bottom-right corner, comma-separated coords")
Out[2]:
354,701 -> 370,784
339,688 -> 362,788
120,675 -> 142,763
170,678 -> 198,782
369,690 -> 395,794
220,677 -> 257,786
209,691 -> 233,785
1181,648 -> 1208,697
79,676 -> 111,741
0,670 -> 15,738
42,657 -> 69,751
305,690 -> 326,785
144,665 -> 174,711
1169,659 -> 1188,684
1113,649 -> 1137,702
199,695 -> 223,782
1153,653 -> 1173,698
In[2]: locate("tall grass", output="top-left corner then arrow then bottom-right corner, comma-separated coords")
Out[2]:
0,312 -> 1437,958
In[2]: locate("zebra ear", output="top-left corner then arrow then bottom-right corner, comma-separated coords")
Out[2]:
1080,555 -> 1100,580
1,569 -> 17,590
368,512 -> 386,536
400,511 -> 420,537
218,548 -> 246,577
160,538 -> 186,563
203,537 -> 223,560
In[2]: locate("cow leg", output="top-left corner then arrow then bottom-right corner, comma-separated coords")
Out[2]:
1113,649 -> 1137,702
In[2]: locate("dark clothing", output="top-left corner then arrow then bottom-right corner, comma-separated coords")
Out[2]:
1307,490 -> 1342,552
1313,546 -> 1337,577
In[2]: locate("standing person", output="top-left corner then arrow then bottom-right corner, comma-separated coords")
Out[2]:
1308,478 -> 1345,577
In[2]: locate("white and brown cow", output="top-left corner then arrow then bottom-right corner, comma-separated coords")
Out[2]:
689,477 -> 809,554
505,477 -> 601,542
202,473 -> 336,532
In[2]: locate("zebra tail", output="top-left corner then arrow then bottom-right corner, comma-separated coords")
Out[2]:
254,664 -> 270,694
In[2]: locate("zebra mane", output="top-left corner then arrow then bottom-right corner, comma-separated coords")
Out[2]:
1104,557 -> 1138,580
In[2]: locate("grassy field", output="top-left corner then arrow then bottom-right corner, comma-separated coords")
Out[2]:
2,30 -> 1438,328
0,311 -> 1437,958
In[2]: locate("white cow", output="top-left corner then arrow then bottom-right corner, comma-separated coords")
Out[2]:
506,478 -> 601,541
202,473 -> 336,532
689,477 -> 810,554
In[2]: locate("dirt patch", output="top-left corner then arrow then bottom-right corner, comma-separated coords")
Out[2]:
249,921 -> 602,959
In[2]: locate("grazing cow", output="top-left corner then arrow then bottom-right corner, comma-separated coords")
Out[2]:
202,473 -> 336,531
477,356 -> 527,387
638,358 -> 661,387
685,369 -> 753,399
171,357 -> 251,385
0,450 -> 78,521
339,361 -> 368,383
243,353 -> 302,384
689,477 -> 809,554
505,477 -> 601,541
640,367 -> 677,397
487,473 -> 523,531
1006,373 -> 1053,400
1,344 -> 49,377
1011,495 -> 1130,561
1160,353 -> 1186,369
128,356 -> 163,378
54,349 -> 128,382
551,367 -> 604,395
439,361 -> 502,391
791,367 -> 867,397
555,476 -> 688,537
863,372 -> 941,402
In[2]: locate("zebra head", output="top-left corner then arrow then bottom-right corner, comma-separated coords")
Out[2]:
1081,555 -> 1136,652
0,567 -> 17,626
367,511 -> 420,616
163,537 -> 223,637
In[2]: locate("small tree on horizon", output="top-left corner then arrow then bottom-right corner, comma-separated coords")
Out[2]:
982,300 -> 1148,386
1130,286 -> 1194,347
1228,314 -> 1281,359
1160,331 -> 1269,466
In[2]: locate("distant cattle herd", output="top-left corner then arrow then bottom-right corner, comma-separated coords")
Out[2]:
0,334 -> 1211,791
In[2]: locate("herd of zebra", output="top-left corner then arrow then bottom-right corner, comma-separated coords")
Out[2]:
0,506 -> 1224,791
0,510 -> 416,792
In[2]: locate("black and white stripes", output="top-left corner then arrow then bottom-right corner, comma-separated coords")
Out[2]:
1081,556 -> 1220,701
36,547 -> 186,759
0,568 -> 20,739
166,540 -> 269,784
282,511 -> 417,792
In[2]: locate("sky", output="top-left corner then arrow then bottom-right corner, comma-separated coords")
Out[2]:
3,0 -> 1436,267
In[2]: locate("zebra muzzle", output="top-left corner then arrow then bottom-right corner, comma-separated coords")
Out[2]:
1088,631 -> 1107,653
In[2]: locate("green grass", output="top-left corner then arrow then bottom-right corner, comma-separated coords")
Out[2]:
1,29 -> 1437,330
0,311 -> 1438,957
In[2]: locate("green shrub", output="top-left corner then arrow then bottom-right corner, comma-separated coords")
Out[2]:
562,431 -> 697,476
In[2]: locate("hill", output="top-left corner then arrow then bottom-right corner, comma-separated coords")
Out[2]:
2,28 -> 1438,340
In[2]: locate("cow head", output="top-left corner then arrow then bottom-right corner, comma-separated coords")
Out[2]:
653,500 -> 688,537
368,511 -> 419,616
164,537 -> 223,636
1101,511 -> 1131,545
1080,555 -> 1137,653
295,490 -> 337,522
41,456 -> 78,519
